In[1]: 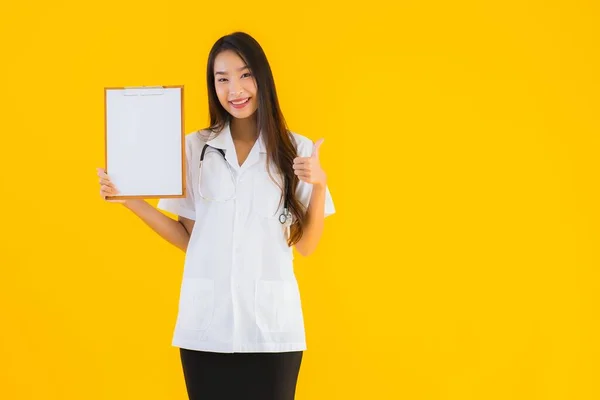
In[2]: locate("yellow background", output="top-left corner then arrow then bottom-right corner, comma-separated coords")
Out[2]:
1,0 -> 599,399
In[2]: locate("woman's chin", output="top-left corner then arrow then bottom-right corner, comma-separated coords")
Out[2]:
228,106 -> 257,119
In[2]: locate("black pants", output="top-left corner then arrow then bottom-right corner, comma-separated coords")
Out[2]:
179,348 -> 303,400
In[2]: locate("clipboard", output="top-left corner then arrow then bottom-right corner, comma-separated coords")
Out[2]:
104,85 -> 186,200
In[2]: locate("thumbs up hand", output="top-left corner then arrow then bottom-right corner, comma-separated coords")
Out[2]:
293,138 -> 327,187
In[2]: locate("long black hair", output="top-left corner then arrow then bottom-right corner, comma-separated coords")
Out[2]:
204,32 -> 306,246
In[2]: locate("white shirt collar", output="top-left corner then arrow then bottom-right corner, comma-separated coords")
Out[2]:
204,122 -> 266,170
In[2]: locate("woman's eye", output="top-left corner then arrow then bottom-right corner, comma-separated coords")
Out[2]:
242,72 -> 252,78
217,78 -> 228,83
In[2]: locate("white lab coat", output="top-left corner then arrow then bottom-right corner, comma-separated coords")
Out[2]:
157,123 -> 335,353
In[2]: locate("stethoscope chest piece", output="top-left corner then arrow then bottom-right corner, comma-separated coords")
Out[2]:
279,208 -> 292,225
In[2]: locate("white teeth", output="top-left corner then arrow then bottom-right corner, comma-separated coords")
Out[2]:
231,98 -> 249,105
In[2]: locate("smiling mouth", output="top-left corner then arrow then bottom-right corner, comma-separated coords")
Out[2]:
229,98 -> 250,105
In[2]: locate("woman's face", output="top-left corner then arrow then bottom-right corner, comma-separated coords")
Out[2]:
213,50 -> 258,120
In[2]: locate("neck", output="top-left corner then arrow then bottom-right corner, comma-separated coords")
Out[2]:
230,116 -> 258,142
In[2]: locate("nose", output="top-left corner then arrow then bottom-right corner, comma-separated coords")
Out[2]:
229,89 -> 243,98
229,82 -> 244,98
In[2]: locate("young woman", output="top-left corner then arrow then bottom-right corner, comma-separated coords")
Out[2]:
96,32 -> 335,399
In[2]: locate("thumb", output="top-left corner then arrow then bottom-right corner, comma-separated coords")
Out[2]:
312,138 -> 325,158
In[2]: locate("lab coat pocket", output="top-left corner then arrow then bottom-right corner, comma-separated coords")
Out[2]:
255,280 -> 303,333
177,278 -> 215,332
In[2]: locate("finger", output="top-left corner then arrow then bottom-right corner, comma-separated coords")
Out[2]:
312,138 -> 325,158
293,162 -> 311,170
293,163 -> 310,171
101,185 -> 118,195
293,157 -> 311,165
100,178 -> 115,186
294,171 -> 311,179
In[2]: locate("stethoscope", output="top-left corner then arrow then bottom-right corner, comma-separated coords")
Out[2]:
200,143 -> 292,226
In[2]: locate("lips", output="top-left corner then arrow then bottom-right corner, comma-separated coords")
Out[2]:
229,97 -> 251,109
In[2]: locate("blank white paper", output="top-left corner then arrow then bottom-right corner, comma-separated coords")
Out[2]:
105,87 -> 183,197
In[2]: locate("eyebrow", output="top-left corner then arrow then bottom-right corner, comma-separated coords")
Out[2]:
215,65 -> 250,75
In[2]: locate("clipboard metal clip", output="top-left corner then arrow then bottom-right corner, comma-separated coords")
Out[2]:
123,86 -> 166,96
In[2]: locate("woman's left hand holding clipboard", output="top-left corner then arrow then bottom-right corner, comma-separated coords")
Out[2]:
96,167 -> 126,204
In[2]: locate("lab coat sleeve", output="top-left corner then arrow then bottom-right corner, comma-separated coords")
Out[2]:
156,134 -> 196,220
296,181 -> 336,218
